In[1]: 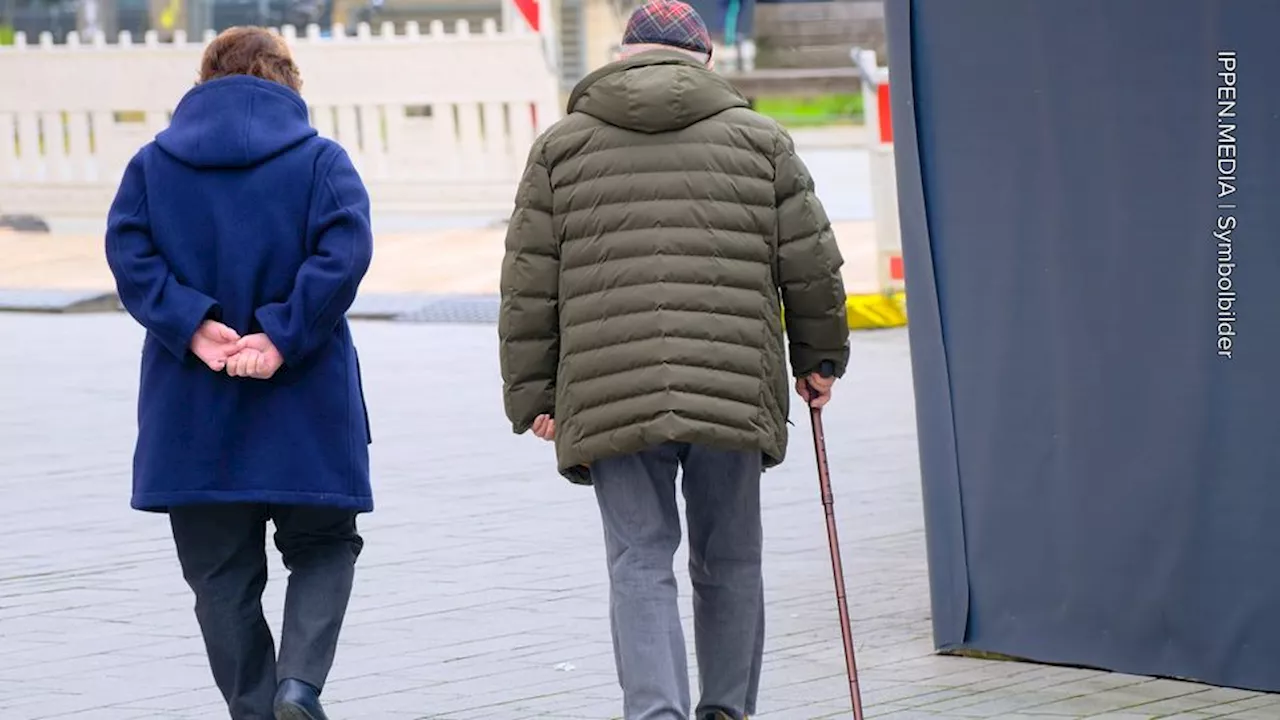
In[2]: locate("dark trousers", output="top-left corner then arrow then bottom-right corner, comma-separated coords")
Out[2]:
169,504 -> 364,720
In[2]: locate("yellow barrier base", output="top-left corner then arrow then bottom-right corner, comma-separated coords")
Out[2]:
847,292 -> 907,330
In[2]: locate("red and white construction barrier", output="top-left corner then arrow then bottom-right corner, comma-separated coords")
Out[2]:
508,0 -> 540,30
502,0 -> 558,76
854,49 -> 904,296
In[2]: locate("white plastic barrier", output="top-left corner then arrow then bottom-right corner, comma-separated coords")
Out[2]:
0,21 -> 562,225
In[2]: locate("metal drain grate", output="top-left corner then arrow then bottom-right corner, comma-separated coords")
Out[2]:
394,295 -> 501,324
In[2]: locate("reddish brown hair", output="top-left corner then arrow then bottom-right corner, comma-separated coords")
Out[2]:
199,27 -> 302,92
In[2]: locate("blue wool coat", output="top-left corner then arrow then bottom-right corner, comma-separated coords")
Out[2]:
105,75 -> 374,513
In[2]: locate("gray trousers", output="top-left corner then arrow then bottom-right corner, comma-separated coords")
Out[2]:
592,443 -> 765,720
169,504 -> 363,720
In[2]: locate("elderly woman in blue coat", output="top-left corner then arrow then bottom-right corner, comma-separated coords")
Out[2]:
105,26 -> 372,720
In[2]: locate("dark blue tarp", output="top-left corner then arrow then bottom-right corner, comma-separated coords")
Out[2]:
889,0 -> 1280,692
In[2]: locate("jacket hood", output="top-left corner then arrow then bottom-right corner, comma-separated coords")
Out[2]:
567,51 -> 750,134
155,76 -> 317,169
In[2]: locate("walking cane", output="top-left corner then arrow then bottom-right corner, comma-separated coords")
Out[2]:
807,364 -> 865,719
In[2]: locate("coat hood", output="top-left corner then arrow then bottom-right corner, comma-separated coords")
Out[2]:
567,50 -> 750,134
155,76 -> 317,169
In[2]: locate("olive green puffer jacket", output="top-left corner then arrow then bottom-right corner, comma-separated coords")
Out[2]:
499,50 -> 849,483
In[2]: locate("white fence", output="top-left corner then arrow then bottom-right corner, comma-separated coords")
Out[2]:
0,22 -> 562,227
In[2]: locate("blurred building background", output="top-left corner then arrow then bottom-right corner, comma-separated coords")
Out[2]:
0,0 -> 886,93
0,0 -> 898,287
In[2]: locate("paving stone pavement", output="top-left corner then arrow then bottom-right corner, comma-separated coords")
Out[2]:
1,314 -> 1277,720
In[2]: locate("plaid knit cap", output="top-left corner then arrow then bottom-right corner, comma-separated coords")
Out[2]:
622,0 -> 713,58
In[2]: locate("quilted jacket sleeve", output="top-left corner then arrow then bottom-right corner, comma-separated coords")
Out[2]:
773,129 -> 851,378
499,139 -> 560,433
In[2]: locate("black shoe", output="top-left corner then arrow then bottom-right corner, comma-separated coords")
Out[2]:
274,678 -> 329,720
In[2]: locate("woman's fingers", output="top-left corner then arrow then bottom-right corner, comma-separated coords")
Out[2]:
228,352 -> 245,377
227,351 -> 256,378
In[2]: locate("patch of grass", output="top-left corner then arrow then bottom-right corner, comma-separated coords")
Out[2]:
753,93 -> 863,128
0,25 -> 15,46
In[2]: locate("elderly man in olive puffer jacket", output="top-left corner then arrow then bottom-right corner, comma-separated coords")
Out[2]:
498,2 -> 850,718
